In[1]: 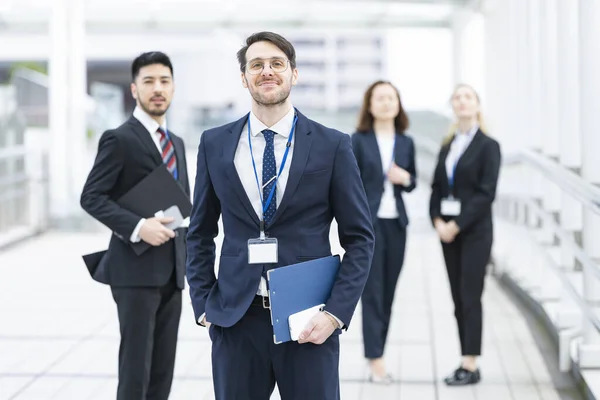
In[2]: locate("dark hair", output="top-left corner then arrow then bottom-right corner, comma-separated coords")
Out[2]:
237,32 -> 296,72
131,51 -> 174,82
356,80 -> 409,133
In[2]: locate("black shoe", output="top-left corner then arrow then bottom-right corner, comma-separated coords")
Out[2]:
445,368 -> 481,386
443,366 -> 462,384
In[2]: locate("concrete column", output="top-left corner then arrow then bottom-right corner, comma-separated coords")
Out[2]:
48,0 -> 70,221
325,34 -> 338,112
557,0 -> 582,270
525,0 -> 541,152
538,0 -> 562,216
452,9 -> 471,85
48,0 -> 87,225
578,0 -> 600,367
68,0 -> 88,216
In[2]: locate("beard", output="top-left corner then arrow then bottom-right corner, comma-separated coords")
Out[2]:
249,77 -> 292,107
139,98 -> 169,117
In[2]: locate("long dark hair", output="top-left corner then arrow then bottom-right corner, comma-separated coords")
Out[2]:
356,80 -> 409,133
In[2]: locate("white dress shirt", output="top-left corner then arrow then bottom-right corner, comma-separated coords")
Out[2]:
375,134 -> 399,219
445,124 -> 479,182
199,105 -> 343,329
129,106 -> 168,242
236,107 -> 295,297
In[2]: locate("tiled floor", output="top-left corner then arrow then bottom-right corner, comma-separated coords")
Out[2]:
0,186 -> 566,399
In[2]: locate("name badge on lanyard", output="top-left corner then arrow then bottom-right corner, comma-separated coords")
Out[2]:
441,161 -> 461,216
246,112 -> 298,264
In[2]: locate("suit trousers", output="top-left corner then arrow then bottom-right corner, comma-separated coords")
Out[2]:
210,302 -> 341,400
110,274 -> 182,400
441,230 -> 493,356
361,218 -> 406,359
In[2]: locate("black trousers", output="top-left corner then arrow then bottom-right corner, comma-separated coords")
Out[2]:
361,218 -> 406,359
441,230 -> 492,356
210,301 -> 341,400
110,276 -> 182,400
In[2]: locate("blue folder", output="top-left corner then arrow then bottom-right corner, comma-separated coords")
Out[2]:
266,255 -> 341,344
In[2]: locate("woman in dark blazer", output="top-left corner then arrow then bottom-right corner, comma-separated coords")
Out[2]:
429,83 -> 501,386
351,80 -> 417,383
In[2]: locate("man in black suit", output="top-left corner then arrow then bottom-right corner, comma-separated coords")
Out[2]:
80,52 -> 190,400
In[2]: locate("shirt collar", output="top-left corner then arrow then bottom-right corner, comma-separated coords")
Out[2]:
455,123 -> 479,138
248,106 -> 295,138
133,105 -> 168,135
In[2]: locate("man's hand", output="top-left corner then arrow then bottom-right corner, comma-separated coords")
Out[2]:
202,315 -> 211,329
387,163 -> 411,186
298,312 -> 337,345
139,216 -> 176,246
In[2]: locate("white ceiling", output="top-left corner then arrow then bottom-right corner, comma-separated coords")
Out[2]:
0,0 -> 476,33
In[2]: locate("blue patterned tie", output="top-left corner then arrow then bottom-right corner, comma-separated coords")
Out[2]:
262,129 -> 277,225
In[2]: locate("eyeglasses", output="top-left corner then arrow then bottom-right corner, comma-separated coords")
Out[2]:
245,57 -> 290,75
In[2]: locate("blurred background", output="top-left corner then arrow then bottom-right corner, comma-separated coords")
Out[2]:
1,0 -> 600,399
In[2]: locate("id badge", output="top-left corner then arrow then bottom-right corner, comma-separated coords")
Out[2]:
248,237 -> 278,264
441,197 -> 461,216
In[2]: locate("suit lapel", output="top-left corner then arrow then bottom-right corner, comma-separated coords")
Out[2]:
128,117 -> 162,166
268,112 -> 312,227
171,135 -> 187,189
365,131 -> 386,184
440,129 -> 482,186
225,115 -> 261,226
455,129 -> 483,169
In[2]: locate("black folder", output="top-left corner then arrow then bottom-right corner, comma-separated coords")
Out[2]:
118,164 -> 192,220
117,164 -> 192,255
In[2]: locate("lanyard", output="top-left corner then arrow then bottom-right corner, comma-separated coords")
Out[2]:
248,112 -> 298,237
447,136 -> 471,193
448,162 -> 458,194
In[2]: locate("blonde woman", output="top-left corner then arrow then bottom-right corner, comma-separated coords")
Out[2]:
429,84 -> 501,386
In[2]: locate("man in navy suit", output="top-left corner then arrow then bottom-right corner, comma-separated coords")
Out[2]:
186,32 -> 375,399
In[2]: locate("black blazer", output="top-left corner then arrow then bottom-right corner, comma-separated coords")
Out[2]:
429,129 -> 501,234
351,131 -> 417,228
80,116 -> 191,289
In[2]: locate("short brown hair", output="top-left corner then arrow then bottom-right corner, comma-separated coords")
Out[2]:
356,80 -> 409,133
237,32 -> 297,72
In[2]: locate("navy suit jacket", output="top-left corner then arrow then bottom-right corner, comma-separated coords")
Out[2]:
186,110 -> 375,329
351,131 -> 417,228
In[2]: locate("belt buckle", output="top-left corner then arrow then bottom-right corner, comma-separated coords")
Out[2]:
262,295 -> 270,309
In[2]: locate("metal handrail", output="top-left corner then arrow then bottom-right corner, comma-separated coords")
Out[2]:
498,195 -> 600,333
503,149 -> 600,215
500,147 -> 600,335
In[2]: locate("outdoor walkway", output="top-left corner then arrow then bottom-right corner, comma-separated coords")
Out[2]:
0,186 -> 570,399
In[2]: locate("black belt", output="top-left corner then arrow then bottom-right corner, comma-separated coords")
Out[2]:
251,295 -> 270,309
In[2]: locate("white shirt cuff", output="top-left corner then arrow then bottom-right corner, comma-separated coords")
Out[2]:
130,218 -> 146,243
198,313 -> 206,326
324,311 -> 343,329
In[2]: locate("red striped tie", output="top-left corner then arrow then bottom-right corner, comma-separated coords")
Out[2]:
157,127 -> 177,177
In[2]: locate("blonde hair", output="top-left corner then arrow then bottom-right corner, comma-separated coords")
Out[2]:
443,83 -> 488,145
